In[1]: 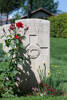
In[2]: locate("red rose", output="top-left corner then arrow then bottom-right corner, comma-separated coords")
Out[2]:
10,23 -> 15,30
44,84 -> 49,87
14,35 -> 22,41
48,88 -> 55,92
51,93 -> 54,95
48,88 -> 51,91
16,22 -> 23,28
25,27 -> 29,30
40,81 -> 43,85
15,35 -> 19,39
41,92 -> 44,95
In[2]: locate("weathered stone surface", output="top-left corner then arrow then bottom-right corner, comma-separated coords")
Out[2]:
16,19 -> 50,82
0,24 -> 11,52
0,19 -> 50,91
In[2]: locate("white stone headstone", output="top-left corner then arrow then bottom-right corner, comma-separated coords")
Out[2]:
0,24 -> 10,52
0,19 -> 50,90
16,19 -> 50,82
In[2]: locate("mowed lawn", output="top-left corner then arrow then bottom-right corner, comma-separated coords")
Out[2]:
0,37 -> 67,99
0,96 -> 67,100
50,38 -> 67,91
51,38 -> 67,67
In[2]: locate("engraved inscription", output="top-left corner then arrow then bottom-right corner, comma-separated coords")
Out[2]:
27,44 -> 40,59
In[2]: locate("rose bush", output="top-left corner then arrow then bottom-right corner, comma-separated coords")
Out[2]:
0,22 -> 29,97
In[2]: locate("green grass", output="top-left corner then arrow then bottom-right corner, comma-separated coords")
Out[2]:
0,96 -> 67,100
50,38 -> 67,91
50,38 -> 67,79
50,38 -> 67,66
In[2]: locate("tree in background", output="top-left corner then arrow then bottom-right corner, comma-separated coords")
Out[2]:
0,0 -> 59,23
28,0 -> 33,17
24,0 -> 58,17
11,13 -> 21,23
0,0 -> 25,24
49,13 -> 67,38
0,0 -> 3,25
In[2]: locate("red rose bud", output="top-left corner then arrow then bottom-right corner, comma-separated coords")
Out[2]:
40,81 -> 43,85
10,23 -> 15,30
48,88 -> 51,91
14,35 -> 22,41
26,27 -> 29,30
41,92 -> 44,95
51,93 -> 54,95
8,29 -> 10,32
44,89 -> 47,92
54,89 -> 56,91
18,37 -> 22,41
46,91 -> 48,95
16,22 -> 23,28
44,84 -> 49,87
15,35 -> 19,39
49,89 -> 55,92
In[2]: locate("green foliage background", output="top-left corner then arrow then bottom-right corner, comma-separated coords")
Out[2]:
49,13 -> 67,38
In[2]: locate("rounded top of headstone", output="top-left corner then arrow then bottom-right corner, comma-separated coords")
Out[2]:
15,18 -> 50,24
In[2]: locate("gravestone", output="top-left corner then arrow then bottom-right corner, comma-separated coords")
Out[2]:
0,19 -> 50,90
0,24 -> 11,52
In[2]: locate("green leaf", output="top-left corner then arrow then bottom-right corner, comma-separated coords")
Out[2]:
20,43 -> 25,49
15,39 -> 19,44
14,70 -> 18,75
8,35 -> 12,38
3,54 -> 9,61
10,43 -> 15,48
17,34 -> 21,37
22,36 -> 26,40
5,39 -> 11,47
18,61 -> 23,65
